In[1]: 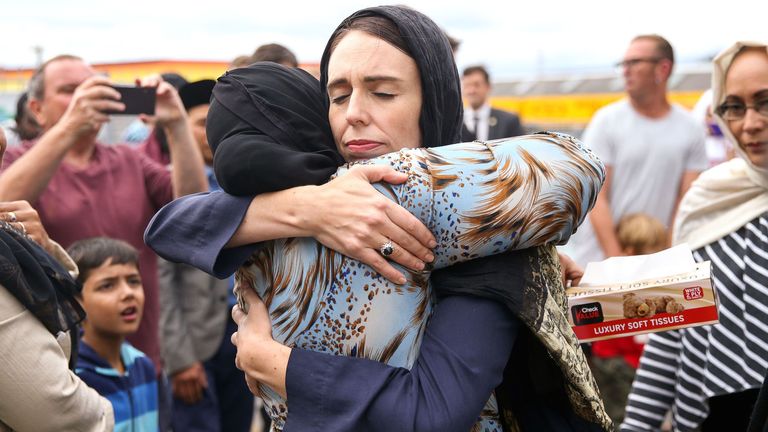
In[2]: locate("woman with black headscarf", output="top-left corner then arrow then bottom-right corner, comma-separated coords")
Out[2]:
0,131 -> 114,431
146,6 -> 610,431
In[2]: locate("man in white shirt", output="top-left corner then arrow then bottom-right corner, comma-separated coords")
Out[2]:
568,35 -> 708,267
461,65 -> 524,142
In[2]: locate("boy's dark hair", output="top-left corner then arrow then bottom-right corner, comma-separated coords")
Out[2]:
67,237 -> 139,287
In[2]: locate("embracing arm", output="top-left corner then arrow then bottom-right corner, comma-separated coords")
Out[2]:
146,166 -> 437,282
358,132 -> 605,269
233,289 -> 516,432
145,190 -> 256,278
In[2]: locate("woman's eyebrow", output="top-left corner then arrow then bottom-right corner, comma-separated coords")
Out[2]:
327,78 -> 350,90
755,89 -> 768,99
363,75 -> 402,84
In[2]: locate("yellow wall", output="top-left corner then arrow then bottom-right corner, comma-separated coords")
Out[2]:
491,91 -> 704,127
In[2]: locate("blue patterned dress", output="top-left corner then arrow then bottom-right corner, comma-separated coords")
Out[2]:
236,132 -> 605,430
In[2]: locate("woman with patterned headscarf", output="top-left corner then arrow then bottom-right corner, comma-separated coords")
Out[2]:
623,42 -> 768,432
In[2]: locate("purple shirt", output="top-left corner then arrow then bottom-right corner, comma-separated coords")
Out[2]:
3,141 -> 173,369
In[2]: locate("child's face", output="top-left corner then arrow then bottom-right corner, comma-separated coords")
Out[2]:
81,259 -> 144,338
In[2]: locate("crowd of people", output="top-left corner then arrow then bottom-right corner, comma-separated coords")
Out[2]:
0,4 -> 767,432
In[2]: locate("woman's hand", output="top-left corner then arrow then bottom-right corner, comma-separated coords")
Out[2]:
231,287 -> 290,398
558,252 -> 584,287
297,165 -> 437,284
0,200 -> 54,253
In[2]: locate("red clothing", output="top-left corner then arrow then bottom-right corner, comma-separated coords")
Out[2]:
591,336 -> 645,368
2,140 -> 173,370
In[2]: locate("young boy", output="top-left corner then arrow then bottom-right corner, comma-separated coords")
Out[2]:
68,237 -> 159,432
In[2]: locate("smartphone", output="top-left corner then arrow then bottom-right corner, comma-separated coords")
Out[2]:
107,85 -> 156,115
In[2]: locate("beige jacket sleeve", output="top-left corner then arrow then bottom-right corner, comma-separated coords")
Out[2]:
0,283 -> 114,432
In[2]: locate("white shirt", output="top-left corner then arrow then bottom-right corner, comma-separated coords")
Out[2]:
567,99 -> 708,267
463,103 -> 491,141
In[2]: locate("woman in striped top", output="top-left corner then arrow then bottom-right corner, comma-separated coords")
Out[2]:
622,41 -> 768,431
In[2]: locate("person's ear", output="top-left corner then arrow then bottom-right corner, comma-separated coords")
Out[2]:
656,59 -> 672,84
27,97 -> 46,128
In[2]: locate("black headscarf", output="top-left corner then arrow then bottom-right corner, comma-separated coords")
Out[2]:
319,5 -> 463,148
0,222 -> 84,367
210,62 -> 343,196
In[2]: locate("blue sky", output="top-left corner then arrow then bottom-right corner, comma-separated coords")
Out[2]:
2,0 -> 766,79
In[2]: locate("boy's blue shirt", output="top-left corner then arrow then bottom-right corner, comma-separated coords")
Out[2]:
76,340 -> 159,432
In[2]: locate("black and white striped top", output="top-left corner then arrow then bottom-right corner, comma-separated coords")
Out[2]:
621,214 -> 768,431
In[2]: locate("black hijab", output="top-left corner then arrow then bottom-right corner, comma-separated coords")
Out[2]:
210,62 -> 343,196
0,222 -> 84,367
319,5 -> 463,148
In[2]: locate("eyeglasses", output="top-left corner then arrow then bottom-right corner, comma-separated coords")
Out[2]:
614,57 -> 661,69
716,99 -> 768,121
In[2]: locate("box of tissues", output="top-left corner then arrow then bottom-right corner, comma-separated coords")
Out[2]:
566,245 -> 719,342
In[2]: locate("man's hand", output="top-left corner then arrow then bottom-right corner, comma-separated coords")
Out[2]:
0,201 -> 54,253
296,165 -> 437,284
170,362 -> 208,405
136,76 -> 186,128
58,76 -> 124,139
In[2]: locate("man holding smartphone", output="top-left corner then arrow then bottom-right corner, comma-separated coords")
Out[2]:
0,54 -> 208,372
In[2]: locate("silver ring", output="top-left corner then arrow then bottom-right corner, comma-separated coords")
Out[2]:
379,239 -> 395,257
17,221 -> 26,235
7,212 -> 16,223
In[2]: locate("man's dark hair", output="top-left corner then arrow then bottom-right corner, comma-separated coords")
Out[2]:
14,92 -> 29,124
27,54 -> 84,101
462,65 -> 490,84
13,92 -> 40,141
160,72 -> 188,90
251,43 -> 298,67
632,34 -> 675,64
229,55 -> 253,69
445,33 -> 460,53
67,237 -> 139,287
